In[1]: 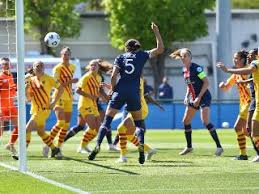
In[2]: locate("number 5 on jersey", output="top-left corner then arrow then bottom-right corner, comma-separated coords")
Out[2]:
125,59 -> 135,74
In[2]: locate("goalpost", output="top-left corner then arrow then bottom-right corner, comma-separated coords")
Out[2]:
16,0 -> 27,171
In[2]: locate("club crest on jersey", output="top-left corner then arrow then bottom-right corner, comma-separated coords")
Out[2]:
196,67 -> 203,72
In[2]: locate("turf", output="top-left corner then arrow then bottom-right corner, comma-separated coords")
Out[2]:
0,129 -> 259,194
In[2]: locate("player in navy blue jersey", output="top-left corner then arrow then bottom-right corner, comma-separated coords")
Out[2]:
88,22 -> 164,164
170,48 -> 223,156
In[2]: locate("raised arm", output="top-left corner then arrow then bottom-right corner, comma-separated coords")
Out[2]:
217,62 -> 255,75
149,22 -> 164,58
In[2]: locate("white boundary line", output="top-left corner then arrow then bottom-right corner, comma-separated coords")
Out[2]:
93,187 -> 259,193
0,162 -> 90,194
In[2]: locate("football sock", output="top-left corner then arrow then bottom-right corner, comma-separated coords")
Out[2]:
106,130 -> 112,144
50,120 -> 65,141
207,123 -> 222,148
117,123 -> 127,156
40,133 -> 55,149
96,115 -> 113,146
184,124 -> 192,148
64,124 -> 84,142
127,134 -> 151,152
134,120 -> 145,144
26,131 -> 31,147
250,136 -> 259,155
9,126 -> 18,144
253,136 -> 259,150
80,128 -> 97,147
113,134 -> 119,145
58,122 -> 69,147
236,131 -> 247,155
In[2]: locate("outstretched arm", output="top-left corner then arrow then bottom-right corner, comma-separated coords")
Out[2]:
149,22 -> 164,58
217,62 -> 255,75
145,95 -> 165,111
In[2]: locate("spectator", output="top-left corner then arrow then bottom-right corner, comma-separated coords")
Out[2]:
144,78 -> 154,96
158,76 -> 173,101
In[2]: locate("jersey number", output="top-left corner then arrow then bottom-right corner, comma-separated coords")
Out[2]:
125,59 -> 135,74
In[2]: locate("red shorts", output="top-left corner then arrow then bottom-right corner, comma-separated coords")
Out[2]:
0,106 -> 18,120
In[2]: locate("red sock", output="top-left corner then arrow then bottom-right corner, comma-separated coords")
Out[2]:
9,127 -> 18,144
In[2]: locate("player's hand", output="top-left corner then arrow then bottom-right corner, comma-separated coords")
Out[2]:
71,78 -> 79,83
108,90 -> 114,99
90,94 -> 98,101
184,97 -> 189,105
48,101 -> 56,110
151,22 -> 159,34
100,82 -> 111,90
216,62 -> 229,73
193,97 -> 201,107
158,105 -> 165,111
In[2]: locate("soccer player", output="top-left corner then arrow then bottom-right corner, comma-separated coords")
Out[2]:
115,77 -> 163,162
74,59 -> 112,153
26,61 -> 63,158
217,50 -> 259,162
45,47 -> 78,158
0,58 -> 19,158
170,48 -> 223,156
88,22 -> 164,164
63,61 -> 117,152
218,50 -> 250,160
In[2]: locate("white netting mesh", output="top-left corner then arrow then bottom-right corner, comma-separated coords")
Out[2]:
0,0 -> 17,157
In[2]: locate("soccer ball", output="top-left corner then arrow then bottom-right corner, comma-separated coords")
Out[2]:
44,32 -> 60,48
221,122 -> 230,128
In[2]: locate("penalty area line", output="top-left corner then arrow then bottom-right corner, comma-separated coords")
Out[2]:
0,162 -> 90,194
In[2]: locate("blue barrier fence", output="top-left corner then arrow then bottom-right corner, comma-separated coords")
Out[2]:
26,103 -> 239,130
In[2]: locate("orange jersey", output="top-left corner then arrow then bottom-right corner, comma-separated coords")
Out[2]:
0,72 -> 16,108
225,74 -> 251,105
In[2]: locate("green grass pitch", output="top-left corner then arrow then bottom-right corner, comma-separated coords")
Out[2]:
0,129 -> 259,194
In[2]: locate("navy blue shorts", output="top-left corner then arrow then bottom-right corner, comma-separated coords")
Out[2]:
188,92 -> 211,110
249,98 -> 256,112
109,91 -> 141,111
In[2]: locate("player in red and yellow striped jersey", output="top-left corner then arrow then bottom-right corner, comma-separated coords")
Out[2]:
0,58 -> 18,159
219,50 -> 250,160
217,50 -> 259,162
76,59 -> 111,152
26,61 -> 64,158
47,47 -> 78,157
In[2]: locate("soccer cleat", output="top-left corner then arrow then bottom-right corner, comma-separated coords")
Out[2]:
215,147 -> 224,156
116,156 -> 127,163
12,155 -> 19,160
179,147 -> 193,155
50,147 -> 60,158
107,144 -> 120,151
146,148 -> 157,161
233,155 -> 248,160
88,146 -> 100,160
251,155 -> 259,162
138,144 -> 145,164
77,146 -> 92,154
5,144 -> 17,155
56,150 -> 63,160
42,145 -> 50,157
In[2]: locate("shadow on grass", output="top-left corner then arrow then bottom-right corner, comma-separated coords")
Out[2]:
151,160 -> 193,164
62,156 -> 140,175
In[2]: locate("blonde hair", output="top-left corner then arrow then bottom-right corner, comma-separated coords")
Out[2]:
170,48 -> 192,59
85,59 -> 113,73
32,60 -> 44,69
